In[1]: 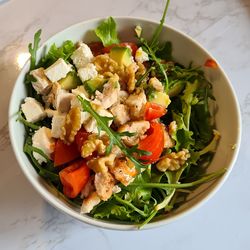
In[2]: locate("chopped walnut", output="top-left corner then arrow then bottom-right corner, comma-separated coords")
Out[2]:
163,129 -> 175,148
156,149 -> 190,172
94,172 -> 115,201
126,62 -> 139,93
110,157 -> 137,186
81,134 -> 106,158
87,154 -> 116,174
169,121 -> 177,136
60,106 -> 81,144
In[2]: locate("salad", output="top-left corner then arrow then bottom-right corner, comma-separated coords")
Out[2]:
18,0 -> 225,228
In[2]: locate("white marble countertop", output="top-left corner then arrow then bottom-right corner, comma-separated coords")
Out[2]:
0,0 -> 250,249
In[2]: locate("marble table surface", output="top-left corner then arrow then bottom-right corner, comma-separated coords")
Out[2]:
1,0 -> 250,249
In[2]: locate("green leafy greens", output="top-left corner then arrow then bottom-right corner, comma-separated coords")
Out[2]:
94,17 -> 120,47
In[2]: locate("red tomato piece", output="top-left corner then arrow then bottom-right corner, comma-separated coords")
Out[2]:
144,102 -> 167,121
88,42 -> 104,56
204,59 -> 218,68
138,122 -> 164,164
59,160 -> 90,198
54,140 -> 80,167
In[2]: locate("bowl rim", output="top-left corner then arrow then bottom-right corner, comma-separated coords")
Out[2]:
8,16 -> 242,230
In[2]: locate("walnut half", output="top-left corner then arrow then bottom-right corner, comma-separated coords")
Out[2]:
156,149 -> 190,172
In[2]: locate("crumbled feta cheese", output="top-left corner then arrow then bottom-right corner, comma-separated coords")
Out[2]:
51,113 -> 66,138
30,67 -> 52,94
78,63 -> 98,83
44,58 -> 72,82
32,127 -> 55,164
71,42 -> 94,69
21,97 -> 46,123
135,47 -> 149,64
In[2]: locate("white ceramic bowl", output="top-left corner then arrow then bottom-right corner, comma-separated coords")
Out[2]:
9,17 -> 241,230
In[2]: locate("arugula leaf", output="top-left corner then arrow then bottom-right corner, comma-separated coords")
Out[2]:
190,130 -> 220,164
181,81 -> 199,130
28,29 -> 42,71
17,111 -> 40,130
155,41 -> 173,61
94,17 -> 120,47
23,137 -> 59,183
39,40 -> 76,68
77,96 -> 148,170
172,111 -> 195,151
130,167 -> 226,189
150,0 -> 170,50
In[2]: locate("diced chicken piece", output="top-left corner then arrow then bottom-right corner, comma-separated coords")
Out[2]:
135,47 -> 149,64
44,58 -> 72,82
55,88 -> 74,113
84,107 -> 113,134
118,120 -> 150,146
51,113 -> 66,138
94,172 -> 115,201
80,111 -> 91,125
125,89 -> 147,120
119,90 -> 129,104
78,63 -> 98,83
30,67 -> 52,95
81,192 -> 101,214
45,109 -> 57,118
32,127 -> 55,164
149,77 -> 164,92
94,75 -> 120,109
71,86 -> 90,110
110,158 -> 137,186
71,42 -> 94,69
71,85 -> 90,100
111,145 -> 124,157
21,97 -> 46,123
110,104 -> 130,126
81,176 -> 95,198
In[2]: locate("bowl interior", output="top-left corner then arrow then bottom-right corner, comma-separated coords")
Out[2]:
9,17 -> 241,230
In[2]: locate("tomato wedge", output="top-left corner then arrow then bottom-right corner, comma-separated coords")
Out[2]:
75,128 -> 89,152
204,59 -> 218,68
59,159 -> 90,198
138,122 -> 164,164
88,42 -> 104,56
103,42 -> 138,56
144,102 -> 167,121
54,140 -> 80,167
